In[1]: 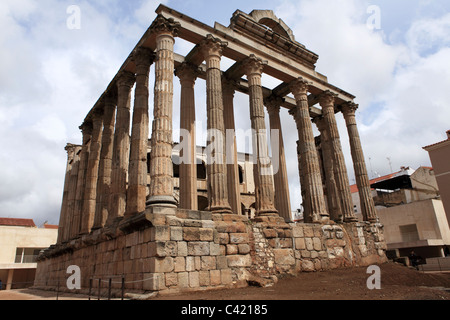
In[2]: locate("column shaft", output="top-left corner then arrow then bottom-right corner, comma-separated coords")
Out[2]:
80,111 -> 103,235
107,71 -> 136,225
57,144 -> 76,244
71,123 -> 92,238
126,48 -> 154,216
290,78 -> 328,223
200,35 -> 232,214
147,16 -> 179,208
267,99 -> 292,221
176,63 -> 199,210
314,117 -> 343,222
63,145 -> 81,241
92,93 -> 117,230
319,92 -> 357,222
244,55 -> 278,216
222,80 -> 242,215
342,103 -> 378,222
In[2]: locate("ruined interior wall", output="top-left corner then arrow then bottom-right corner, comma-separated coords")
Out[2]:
34,210 -> 387,296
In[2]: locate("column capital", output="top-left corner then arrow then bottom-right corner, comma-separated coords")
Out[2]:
313,116 -> 326,132
133,47 -> 155,67
341,102 -> 359,117
318,90 -> 338,108
65,143 -> 79,155
289,77 -> 311,98
92,107 -> 104,121
116,71 -> 136,89
150,15 -> 180,37
199,34 -> 228,60
221,77 -> 238,96
265,96 -> 284,115
175,62 -> 201,83
104,88 -> 118,106
79,121 -> 93,136
242,54 -> 267,77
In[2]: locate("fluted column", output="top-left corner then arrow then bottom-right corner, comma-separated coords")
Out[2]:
71,122 -> 92,238
147,16 -> 180,208
126,47 -> 154,217
289,78 -> 328,223
176,62 -> 199,210
80,110 -> 103,235
319,91 -> 357,222
314,117 -> 342,222
222,79 -> 242,215
266,98 -> 292,221
64,145 -> 82,242
243,55 -> 278,217
57,144 -> 77,244
92,92 -> 117,230
200,34 -> 232,214
342,102 -> 378,223
107,71 -> 136,225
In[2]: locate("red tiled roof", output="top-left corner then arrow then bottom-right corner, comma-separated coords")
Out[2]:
350,171 -> 399,193
44,224 -> 59,229
0,218 -> 36,228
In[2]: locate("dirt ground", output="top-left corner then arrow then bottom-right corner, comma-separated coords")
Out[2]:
1,262 -> 449,301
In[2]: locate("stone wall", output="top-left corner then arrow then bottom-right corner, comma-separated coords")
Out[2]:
34,209 -> 387,296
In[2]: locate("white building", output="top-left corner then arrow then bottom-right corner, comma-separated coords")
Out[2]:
0,218 -> 58,290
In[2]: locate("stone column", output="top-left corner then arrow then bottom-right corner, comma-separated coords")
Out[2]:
63,145 -> 81,242
200,35 -> 232,214
147,16 -> 180,208
222,79 -> 242,215
107,71 -> 136,225
57,144 -> 76,244
266,98 -> 292,221
290,78 -> 328,223
342,102 -> 378,223
175,62 -> 199,210
126,47 -> 155,217
80,110 -> 103,235
314,117 -> 343,222
71,122 -> 92,238
243,55 -> 278,217
92,92 -> 117,230
319,91 -> 357,223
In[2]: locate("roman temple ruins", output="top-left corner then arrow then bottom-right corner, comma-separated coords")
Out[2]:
34,5 -> 387,296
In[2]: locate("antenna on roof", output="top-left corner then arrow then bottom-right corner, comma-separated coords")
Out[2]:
387,157 -> 393,173
369,157 -> 374,179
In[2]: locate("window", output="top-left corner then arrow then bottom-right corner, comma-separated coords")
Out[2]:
14,248 -> 43,264
399,224 -> 419,242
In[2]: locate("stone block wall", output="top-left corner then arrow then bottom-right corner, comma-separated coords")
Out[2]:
34,210 -> 387,296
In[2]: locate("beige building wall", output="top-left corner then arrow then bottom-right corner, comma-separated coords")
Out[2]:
377,199 -> 450,257
0,225 -> 58,289
424,132 -> 450,228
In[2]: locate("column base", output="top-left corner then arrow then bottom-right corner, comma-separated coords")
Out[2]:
209,205 -> 233,215
344,216 -> 359,223
146,195 -> 177,208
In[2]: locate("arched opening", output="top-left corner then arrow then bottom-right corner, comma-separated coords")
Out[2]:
197,160 -> 207,180
238,165 -> 244,184
198,195 -> 209,211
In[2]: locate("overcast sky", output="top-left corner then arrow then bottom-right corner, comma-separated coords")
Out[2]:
1,0 -> 449,226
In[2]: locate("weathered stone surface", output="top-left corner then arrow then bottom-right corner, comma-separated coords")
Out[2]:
187,242 -> 210,256
274,249 -> 295,265
227,254 -> 252,267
